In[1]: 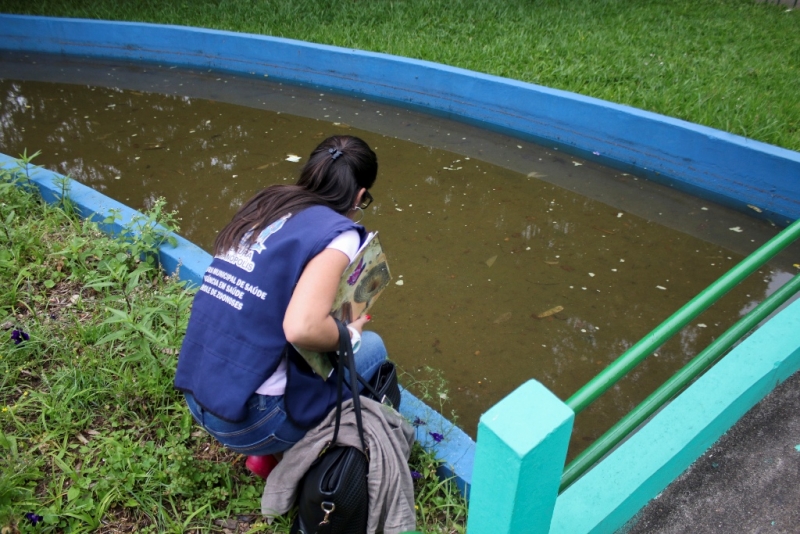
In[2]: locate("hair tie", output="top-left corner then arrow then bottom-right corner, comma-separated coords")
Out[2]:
328,148 -> 344,161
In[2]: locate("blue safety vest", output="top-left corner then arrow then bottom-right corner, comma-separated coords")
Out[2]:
174,205 -> 364,425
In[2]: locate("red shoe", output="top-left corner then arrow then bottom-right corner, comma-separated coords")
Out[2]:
245,454 -> 279,479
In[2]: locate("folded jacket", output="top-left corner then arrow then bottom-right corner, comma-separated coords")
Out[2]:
261,396 -> 416,534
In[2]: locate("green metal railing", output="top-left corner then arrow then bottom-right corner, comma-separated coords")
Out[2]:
560,217 -> 800,491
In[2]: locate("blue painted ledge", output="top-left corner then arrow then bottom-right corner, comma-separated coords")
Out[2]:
1,14 -> 799,227
0,153 -> 475,493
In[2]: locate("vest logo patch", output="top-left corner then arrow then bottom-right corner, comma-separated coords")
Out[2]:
215,213 -> 292,272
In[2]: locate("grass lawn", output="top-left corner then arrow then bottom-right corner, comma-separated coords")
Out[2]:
0,160 -> 466,533
0,0 -> 798,151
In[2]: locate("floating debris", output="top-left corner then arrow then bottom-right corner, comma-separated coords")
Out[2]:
747,205 -> 763,213
656,285 -> 667,290
729,226 -> 744,233
572,161 -> 583,166
395,280 -> 404,286
544,260 -> 559,265
285,154 -> 301,162
536,305 -> 564,318
493,312 -> 512,324
527,171 -> 547,178
485,255 -> 497,267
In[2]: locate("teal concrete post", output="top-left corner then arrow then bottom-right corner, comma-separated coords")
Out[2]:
466,380 -> 574,534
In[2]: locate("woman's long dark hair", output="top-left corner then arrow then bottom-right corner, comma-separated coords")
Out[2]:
213,135 -> 378,256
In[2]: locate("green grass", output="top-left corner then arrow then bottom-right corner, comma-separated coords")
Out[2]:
0,159 -> 466,533
1,0 -> 798,151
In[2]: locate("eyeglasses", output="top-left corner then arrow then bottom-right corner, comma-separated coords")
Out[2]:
359,190 -> 374,210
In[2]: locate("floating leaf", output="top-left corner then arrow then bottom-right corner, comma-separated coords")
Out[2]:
493,312 -> 512,324
485,255 -> 497,267
536,305 -> 564,318
285,154 -> 301,163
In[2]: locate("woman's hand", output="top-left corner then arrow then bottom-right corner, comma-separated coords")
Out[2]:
346,313 -> 371,336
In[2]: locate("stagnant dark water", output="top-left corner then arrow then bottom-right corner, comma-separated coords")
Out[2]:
2,52 -> 797,459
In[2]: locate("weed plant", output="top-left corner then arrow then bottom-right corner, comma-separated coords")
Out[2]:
1,0 -> 798,151
0,159 -> 466,533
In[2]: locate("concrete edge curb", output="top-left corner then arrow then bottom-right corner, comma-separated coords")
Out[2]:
550,298 -> 800,533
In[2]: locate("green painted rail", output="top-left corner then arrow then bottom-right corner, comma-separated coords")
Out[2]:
560,269 -> 800,491
566,217 -> 800,415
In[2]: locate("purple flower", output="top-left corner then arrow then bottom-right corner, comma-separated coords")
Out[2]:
11,329 -> 29,345
25,512 -> 43,525
412,417 -> 426,427
429,432 -> 444,443
410,470 -> 422,480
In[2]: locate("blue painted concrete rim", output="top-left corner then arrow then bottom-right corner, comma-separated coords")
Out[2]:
1,14 -> 799,227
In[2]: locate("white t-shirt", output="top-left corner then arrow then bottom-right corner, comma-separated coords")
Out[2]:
255,229 -> 360,395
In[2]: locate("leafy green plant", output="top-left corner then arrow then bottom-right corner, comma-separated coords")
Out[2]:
408,443 -> 468,534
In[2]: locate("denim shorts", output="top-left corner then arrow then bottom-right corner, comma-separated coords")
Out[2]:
184,331 -> 387,456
